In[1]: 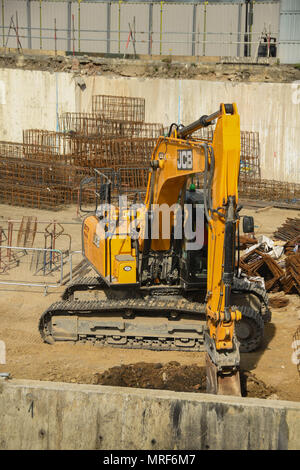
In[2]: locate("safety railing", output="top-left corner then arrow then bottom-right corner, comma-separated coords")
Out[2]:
68,250 -> 83,283
0,245 -> 88,294
0,25 -> 279,58
0,245 -> 64,292
0,0 -> 281,59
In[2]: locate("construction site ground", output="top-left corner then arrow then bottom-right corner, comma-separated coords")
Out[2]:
0,202 -> 299,402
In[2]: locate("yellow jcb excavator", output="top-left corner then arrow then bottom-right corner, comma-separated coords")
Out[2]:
39,103 -> 271,395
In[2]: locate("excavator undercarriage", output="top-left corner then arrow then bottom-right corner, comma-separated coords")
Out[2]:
39,275 -> 267,353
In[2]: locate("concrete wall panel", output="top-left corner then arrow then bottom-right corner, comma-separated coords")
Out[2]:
0,69 -> 75,141
79,74 -> 300,183
0,68 -> 298,183
0,379 -> 299,450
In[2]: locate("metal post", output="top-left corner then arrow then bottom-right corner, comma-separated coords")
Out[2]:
16,10 -> 20,51
244,0 -> 249,57
7,221 -> 12,262
54,18 -> 57,56
192,3 -> 196,56
203,1 -> 208,56
27,0 -> 32,49
1,0 -> 4,47
249,0 -> 254,57
72,13 -> 75,55
160,1 -> 163,55
67,1 -> 71,52
148,3 -> 153,55
237,2 -> 242,57
118,0 -> 122,54
107,2 -> 111,54
78,0 -> 81,53
39,0 -> 42,50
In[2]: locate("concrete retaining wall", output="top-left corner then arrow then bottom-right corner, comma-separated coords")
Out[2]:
0,68 -> 76,142
80,75 -> 300,184
0,68 -> 299,183
0,379 -> 299,450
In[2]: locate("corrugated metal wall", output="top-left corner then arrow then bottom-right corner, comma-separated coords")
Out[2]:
278,0 -> 300,64
2,1 -> 281,59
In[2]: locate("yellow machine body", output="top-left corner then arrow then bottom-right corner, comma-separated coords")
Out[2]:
83,104 -> 241,351
40,102 -> 269,396
82,103 -> 241,380
83,214 -> 137,285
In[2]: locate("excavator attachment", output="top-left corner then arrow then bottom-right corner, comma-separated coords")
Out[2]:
204,326 -> 242,396
205,354 -> 241,396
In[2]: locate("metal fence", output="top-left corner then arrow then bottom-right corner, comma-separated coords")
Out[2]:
0,245 -> 64,291
1,0 -> 282,59
278,0 -> 300,64
0,217 -> 84,293
0,245 -> 88,293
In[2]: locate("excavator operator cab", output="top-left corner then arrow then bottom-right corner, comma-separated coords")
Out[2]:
180,183 -> 208,292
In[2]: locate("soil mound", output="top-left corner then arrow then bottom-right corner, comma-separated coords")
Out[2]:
93,361 -> 276,398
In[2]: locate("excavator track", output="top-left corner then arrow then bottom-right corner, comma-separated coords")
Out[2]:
61,276 -> 183,301
39,297 -> 207,351
41,277 -> 265,353
61,276 -> 107,300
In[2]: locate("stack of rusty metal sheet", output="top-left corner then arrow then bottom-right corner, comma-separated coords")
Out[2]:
22,129 -> 157,169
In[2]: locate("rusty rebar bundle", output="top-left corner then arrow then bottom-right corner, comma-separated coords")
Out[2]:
240,131 -> 260,179
59,113 -> 164,139
22,129 -> 157,168
193,129 -> 260,179
239,177 -> 300,203
0,95 -> 298,211
0,156 -> 94,188
0,182 -> 73,210
274,217 -> 300,242
92,95 -> 145,122
283,253 -> 300,295
240,249 -> 285,292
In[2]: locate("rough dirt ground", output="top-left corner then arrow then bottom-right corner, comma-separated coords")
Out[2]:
0,203 -> 299,401
94,362 -> 277,399
1,52 -> 300,83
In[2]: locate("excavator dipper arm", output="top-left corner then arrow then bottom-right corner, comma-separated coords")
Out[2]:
144,103 -> 242,395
